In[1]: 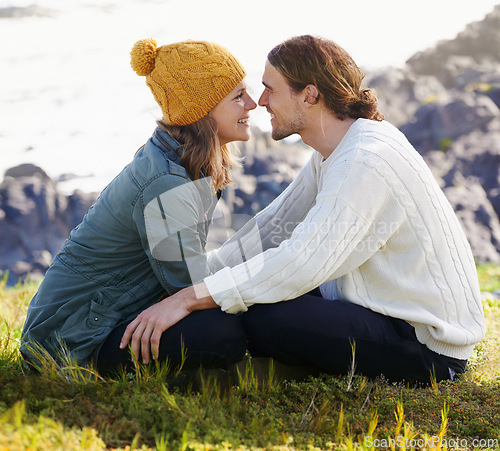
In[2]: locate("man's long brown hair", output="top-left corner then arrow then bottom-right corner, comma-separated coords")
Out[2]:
158,115 -> 239,191
268,35 -> 384,122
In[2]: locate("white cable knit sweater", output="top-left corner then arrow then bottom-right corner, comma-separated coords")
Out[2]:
205,119 -> 486,360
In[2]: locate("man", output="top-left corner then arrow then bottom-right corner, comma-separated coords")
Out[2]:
121,35 -> 485,383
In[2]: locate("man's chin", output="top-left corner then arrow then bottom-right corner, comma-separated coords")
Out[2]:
271,127 -> 292,141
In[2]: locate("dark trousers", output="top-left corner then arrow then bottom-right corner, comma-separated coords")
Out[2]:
97,308 -> 247,375
242,289 -> 467,383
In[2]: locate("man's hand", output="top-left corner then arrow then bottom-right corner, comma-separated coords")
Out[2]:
119,282 -> 217,364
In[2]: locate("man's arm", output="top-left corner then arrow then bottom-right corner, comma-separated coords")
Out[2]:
205,158 -> 403,313
208,155 -> 318,273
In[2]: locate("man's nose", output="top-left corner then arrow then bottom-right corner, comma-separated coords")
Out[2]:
258,90 -> 268,107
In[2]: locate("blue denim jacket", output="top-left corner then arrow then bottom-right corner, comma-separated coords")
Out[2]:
21,127 -> 218,365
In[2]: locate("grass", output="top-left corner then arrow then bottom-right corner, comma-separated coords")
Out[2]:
0,267 -> 499,450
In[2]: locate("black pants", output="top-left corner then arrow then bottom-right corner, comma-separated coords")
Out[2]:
242,290 -> 467,383
97,308 -> 247,375
97,290 -> 467,383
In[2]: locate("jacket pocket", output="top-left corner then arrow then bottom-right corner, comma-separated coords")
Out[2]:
86,297 -> 121,328
41,291 -> 123,364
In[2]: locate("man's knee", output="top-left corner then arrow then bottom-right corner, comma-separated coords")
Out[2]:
197,310 -> 247,361
241,303 -> 285,335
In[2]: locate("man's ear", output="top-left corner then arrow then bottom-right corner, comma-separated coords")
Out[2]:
303,84 -> 320,105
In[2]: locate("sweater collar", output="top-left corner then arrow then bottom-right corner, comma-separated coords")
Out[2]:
320,118 -> 363,167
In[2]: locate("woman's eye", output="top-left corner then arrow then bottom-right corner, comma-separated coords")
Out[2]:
235,92 -> 244,100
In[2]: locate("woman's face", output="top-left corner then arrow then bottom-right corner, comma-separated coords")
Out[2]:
210,80 -> 257,146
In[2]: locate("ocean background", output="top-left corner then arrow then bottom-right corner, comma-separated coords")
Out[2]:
1,0 -> 499,193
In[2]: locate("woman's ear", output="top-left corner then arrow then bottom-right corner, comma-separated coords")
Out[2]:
303,84 -> 320,105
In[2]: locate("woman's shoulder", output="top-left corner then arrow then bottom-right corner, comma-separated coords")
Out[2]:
131,142 -> 190,186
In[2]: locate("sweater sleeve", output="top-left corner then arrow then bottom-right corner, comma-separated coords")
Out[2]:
207,155 -> 318,274
205,156 -> 405,313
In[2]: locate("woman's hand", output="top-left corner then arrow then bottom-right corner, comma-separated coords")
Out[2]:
119,283 -> 217,364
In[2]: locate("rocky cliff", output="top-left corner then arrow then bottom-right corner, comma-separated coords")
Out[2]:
365,4 -> 500,263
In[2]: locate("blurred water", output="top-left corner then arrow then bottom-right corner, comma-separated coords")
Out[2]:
0,1 -> 269,193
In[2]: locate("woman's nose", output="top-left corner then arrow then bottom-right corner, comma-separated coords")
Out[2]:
246,95 -> 257,110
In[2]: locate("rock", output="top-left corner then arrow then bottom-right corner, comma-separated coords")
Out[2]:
443,182 -> 500,263
0,165 -> 97,284
365,68 -> 447,127
481,291 -> 500,302
442,120 -> 500,218
488,188 -> 500,222
226,128 -> 311,220
399,92 -> 499,153
4,164 -> 51,180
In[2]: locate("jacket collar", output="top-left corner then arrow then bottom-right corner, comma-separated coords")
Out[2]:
151,125 -> 221,199
152,127 -> 183,164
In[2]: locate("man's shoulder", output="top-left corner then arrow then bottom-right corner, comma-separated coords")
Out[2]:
346,119 -> 414,158
354,118 -> 402,141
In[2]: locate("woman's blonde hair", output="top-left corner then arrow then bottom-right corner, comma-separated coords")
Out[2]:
158,116 -> 239,192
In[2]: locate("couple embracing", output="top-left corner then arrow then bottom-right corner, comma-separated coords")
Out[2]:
21,35 -> 485,384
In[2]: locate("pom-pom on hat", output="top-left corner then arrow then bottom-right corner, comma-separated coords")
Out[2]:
130,38 -> 247,126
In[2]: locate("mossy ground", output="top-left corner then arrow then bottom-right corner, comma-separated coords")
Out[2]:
0,268 -> 499,450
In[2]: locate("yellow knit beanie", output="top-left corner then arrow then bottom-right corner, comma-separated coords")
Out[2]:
130,38 -> 247,126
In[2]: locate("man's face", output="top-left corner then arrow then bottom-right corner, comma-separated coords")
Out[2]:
258,61 -> 306,141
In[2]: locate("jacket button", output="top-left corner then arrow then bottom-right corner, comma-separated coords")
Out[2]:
94,317 -> 99,322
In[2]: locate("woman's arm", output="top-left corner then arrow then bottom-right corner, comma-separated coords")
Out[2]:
125,175 -> 218,364
121,157 -> 319,363
120,282 -> 216,364
134,175 -> 215,293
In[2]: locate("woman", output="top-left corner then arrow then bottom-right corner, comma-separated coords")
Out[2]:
20,38 -> 257,374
